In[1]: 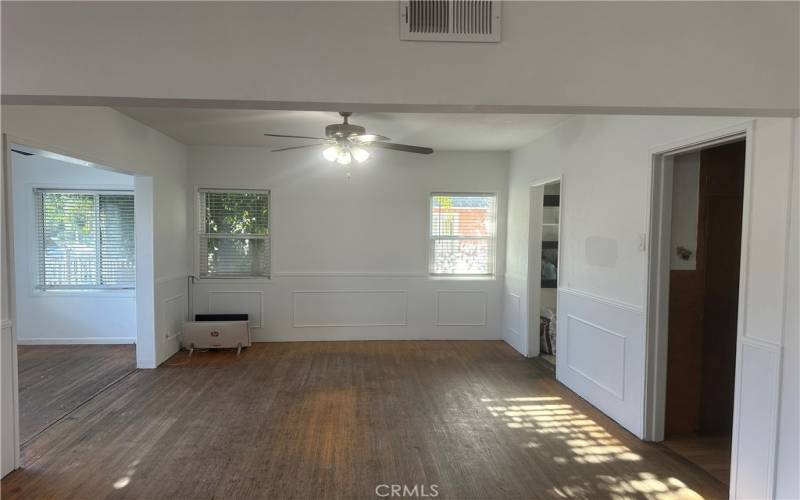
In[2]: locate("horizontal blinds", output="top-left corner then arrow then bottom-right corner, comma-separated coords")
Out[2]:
99,194 -> 136,286
198,190 -> 270,277
36,190 -> 135,289
430,193 -> 496,275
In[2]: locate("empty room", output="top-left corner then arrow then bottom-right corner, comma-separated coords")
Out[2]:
9,145 -> 138,447
0,2 -> 798,500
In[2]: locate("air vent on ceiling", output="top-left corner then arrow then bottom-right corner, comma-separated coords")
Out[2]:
400,0 -> 501,42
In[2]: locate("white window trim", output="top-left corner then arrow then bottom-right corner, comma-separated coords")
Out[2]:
195,187 -> 272,280
34,187 -> 136,292
428,191 -> 498,278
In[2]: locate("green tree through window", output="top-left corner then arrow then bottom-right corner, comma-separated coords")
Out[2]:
199,190 -> 270,278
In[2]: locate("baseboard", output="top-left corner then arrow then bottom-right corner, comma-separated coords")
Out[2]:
249,334 -> 503,342
17,337 -> 136,345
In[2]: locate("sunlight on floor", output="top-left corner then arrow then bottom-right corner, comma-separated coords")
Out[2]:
483,397 -> 705,499
112,459 -> 140,490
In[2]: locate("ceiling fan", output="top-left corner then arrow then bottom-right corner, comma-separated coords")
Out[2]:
265,112 -> 434,165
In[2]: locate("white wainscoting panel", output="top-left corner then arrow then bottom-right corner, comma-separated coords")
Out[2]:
436,290 -> 488,326
208,291 -> 263,328
565,315 -> 626,400
557,288 -> 644,437
162,293 -> 186,340
502,274 -> 528,355
293,290 -> 408,328
192,277 -> 503,342
504,292 -> 521,338
730,339 -> 782,500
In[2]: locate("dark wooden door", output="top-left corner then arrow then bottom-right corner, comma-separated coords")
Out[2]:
665,140 -> 745,438
697,140 -> 745,435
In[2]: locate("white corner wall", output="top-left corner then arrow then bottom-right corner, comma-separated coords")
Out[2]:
503,115 -> 797,498
10,153 -> 135,344
188,147 -> 508,341
1,106 -> 189,366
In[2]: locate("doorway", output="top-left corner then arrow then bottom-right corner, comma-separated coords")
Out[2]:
8,144 -> 138,443
649,138 -> 746,486
527,179 -> 561,361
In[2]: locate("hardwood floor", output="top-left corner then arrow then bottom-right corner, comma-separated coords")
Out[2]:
16,345 -> 136,444
2,342 -> 728,499
662,435 -> 732,486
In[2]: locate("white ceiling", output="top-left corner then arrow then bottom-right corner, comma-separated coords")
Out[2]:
115,108 -> 567,151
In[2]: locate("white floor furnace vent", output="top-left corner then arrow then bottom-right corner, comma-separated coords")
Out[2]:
182,314 -> 251,355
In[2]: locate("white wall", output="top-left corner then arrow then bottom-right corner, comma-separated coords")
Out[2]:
188,147 -> 508,341
10,153 -> 136,344
503,115 -> 797,498
1,138 -> 19,477
2,2 -> 798,115
1,106 -> 189,366
775,119 -> 799,500
669,152 -> 700,270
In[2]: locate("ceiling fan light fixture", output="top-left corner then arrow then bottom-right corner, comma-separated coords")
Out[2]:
351,146 -> 370,163
336,149 -> 352,165
322,146 -> 339,162
268,112 -> 433,175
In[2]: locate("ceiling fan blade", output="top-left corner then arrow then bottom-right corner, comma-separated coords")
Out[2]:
264,133 -> 329,141
369,142 -> 434,155
351,134 -> 391,143
271,144 -> 326,152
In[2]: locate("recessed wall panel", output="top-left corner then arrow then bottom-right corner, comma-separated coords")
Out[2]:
565,314 -> 626,399
293,290 -> 408,327
163,294 -> 186,339
436,290 -> 488,326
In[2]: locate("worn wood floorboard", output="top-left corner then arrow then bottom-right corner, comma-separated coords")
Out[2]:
16,345 -> 136,444
2,341 -> 728,499
662,436 -> 732,486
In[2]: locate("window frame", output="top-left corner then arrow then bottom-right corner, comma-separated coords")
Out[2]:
428,191 -> 498,278
195,187 -> 272,280
34,187 -> 136,292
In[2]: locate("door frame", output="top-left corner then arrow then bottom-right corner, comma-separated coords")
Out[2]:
526,175 -> 564,358
643,121 -> 754,487
1,134 -> 156,474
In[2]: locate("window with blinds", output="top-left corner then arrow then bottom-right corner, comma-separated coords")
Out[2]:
430,192 -> 497,275
35,189 -> 135,290
198,189 -> 270,278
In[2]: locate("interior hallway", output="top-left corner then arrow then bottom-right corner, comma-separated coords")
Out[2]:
662,435 -> 732,486
17,345 -> 135,443
2,342 -> 728,499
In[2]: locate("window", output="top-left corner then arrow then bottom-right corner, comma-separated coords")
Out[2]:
198,189 -> 270,278
430,192 -> 497,275
35,189 -> 135,290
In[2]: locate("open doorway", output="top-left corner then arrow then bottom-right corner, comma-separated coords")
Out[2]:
652,138 -> 746,486
527,179 -> 561,361
8,145 -> 137,444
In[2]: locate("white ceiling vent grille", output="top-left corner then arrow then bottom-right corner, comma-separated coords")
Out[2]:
400,1 -> 501,42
